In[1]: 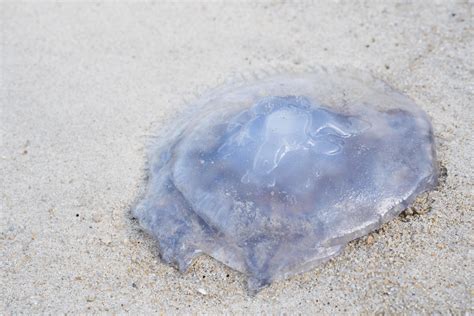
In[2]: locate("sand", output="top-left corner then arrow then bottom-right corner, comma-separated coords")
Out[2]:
1,1 -> 473,314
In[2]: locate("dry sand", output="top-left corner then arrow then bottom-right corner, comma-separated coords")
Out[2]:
1,1 -> 473,314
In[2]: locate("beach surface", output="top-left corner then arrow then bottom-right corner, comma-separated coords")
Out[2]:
1,1 -> 473,313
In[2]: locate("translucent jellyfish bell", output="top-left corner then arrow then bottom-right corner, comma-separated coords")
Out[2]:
133,67 -> 438,293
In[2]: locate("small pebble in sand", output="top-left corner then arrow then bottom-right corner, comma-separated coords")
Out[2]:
197,288 -> 208,295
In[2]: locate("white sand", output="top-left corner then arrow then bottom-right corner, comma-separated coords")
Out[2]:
1,1 -> 472,313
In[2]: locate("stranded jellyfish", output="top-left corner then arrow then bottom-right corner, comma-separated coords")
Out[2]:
132,67 -> 438,293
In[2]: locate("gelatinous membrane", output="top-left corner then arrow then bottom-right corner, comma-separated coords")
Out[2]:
133,67 -> 438,293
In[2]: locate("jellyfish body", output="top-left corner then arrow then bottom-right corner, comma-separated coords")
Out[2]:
133,68 -> 438,293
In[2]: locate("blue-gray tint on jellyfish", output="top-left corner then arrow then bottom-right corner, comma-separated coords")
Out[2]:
133,68 -> 438,293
